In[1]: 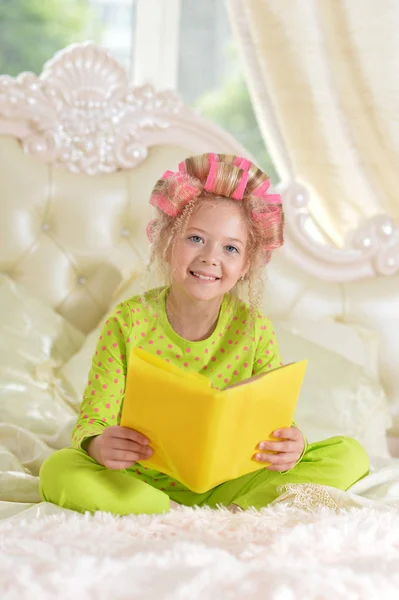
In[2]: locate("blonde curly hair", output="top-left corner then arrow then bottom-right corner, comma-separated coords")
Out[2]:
146,153 -> 284,310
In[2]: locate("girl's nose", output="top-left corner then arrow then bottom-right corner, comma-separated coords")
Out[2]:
200,249 -> 220,266
201,257 -> 219,266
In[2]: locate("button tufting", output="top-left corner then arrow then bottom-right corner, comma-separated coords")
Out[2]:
120,227 -> 130,238
77,276 -> 86,285
41,222 -> 50,232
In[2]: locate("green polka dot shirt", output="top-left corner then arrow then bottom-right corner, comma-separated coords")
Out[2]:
72,287 -> 283,449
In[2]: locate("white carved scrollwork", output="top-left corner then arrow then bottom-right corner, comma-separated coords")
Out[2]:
0,42 -> 182,174
280,182 -> 399,279
347,215 -> 399,277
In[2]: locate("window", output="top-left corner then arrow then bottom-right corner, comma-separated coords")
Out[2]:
0,0 -> 137,76
177,0 -> 276,180
0,0 -> 275,179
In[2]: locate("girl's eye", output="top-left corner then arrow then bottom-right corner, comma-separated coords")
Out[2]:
188,235 -> 203,244
225,245 -> 239,254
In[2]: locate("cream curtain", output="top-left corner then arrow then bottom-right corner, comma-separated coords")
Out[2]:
226,0 -> 399,246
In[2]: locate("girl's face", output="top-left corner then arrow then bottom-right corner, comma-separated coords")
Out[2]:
169,200 -> 249,302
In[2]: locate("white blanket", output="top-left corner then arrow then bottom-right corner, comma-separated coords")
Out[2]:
2,482 -> 399,600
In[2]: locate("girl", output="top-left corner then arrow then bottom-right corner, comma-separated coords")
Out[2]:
40,153 -> 369,515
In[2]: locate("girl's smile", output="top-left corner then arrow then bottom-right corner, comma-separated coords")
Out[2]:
190,270 -> 220,282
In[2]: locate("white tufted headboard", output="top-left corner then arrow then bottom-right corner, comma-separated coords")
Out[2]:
1,43 -> 398,442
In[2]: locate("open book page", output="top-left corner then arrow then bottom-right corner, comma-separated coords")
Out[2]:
224,363 -> 295,390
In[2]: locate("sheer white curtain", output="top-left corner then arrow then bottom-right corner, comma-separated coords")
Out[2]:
226,0 -> 399,246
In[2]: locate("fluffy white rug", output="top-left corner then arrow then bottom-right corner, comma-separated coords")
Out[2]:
1,502 -> 399,600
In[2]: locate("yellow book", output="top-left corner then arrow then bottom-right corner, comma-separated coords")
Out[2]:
121,348 -> 307,493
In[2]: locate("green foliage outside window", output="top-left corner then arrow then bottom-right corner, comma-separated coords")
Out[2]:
0,0 -> 93,76
197,73 -> 277,180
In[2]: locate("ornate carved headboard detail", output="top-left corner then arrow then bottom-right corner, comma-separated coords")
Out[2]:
0,42 -> 398,440
282,182 -> 399,281
0,42 -> 242,175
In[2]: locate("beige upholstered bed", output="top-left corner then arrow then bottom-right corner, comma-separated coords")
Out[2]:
1,43 -> 399,598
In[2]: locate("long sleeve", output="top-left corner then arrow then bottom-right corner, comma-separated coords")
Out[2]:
72,302 -> 132,450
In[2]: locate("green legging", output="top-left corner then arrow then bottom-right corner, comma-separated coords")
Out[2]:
39,436 -> 369,515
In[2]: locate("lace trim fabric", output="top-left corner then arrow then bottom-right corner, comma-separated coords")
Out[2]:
276,483 -> 339,512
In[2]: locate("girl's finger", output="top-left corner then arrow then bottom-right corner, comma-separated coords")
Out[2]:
254,451 -> 298,464
257,440 -> 298,453
268,452 -> 299,465
110,438 -> 153,455
272,427 -> 300,441
106,449 -> 140,463
110,426 -> 150,446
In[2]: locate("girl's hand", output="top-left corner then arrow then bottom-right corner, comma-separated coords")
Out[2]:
254,427 -> 305,472
86,426 -> 153,470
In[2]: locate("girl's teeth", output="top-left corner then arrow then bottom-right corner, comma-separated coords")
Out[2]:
192,272 -> 217,281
